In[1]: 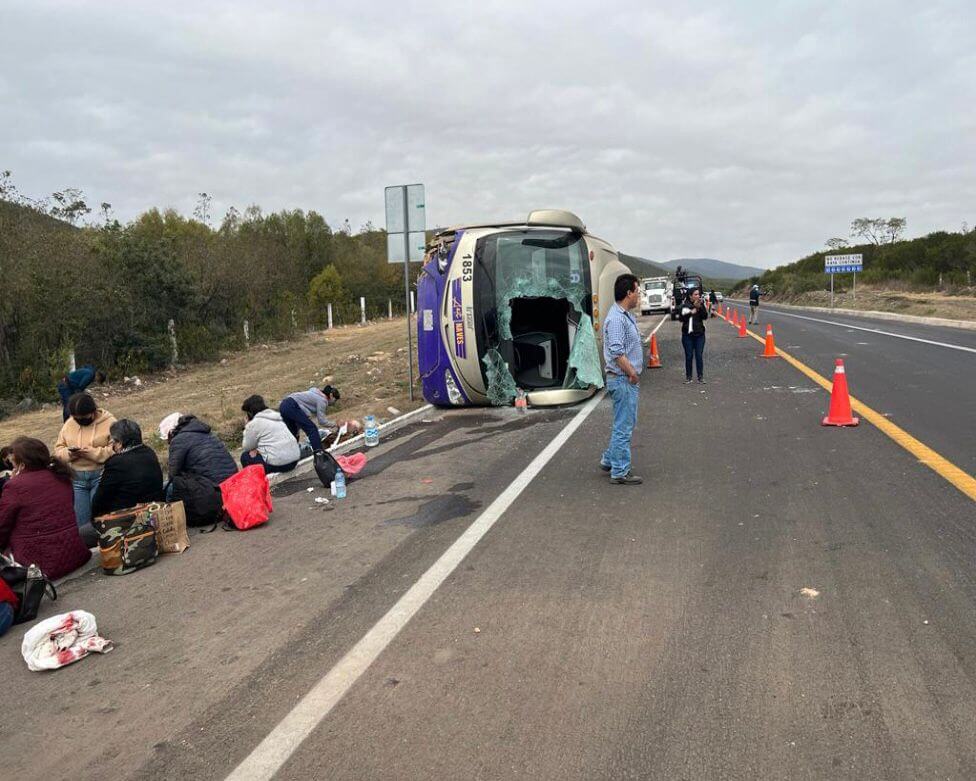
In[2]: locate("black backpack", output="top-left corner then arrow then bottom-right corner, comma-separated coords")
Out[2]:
313,450 -> 341,488
170,473 -> 223,527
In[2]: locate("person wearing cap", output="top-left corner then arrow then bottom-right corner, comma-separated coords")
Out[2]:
158,413 -> 237,504
278,385 -> 341,453
749,284 -> 762,324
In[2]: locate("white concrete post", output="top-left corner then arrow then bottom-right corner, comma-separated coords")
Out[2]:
410,291 -> 415,314
388,299 -> 393,319
168,319 -> 178,366
327,303 -> 333,330
360,297 -> 367,325
243,319 -> 250,348
68,350 -> 76,373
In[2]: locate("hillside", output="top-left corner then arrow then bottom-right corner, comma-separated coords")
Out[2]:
658,258 -> 764,280
619,253 -> 671,278
0,318 -> 425,451
730,229 -> 976,298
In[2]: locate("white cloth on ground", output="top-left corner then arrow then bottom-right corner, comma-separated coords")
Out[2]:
21,610 -> 113,671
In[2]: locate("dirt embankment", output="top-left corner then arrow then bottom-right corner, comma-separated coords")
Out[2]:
760,285 -> 976,322
0,318 -> 425,452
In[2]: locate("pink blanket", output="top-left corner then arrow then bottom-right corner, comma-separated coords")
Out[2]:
336,453 -> 367,476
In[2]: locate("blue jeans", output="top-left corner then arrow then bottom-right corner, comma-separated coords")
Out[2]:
241,451 -> 298,474
73,469 -> 102,527
681,332 -> 705,380
601,375 -> 640,479
0,602 -> 14,636
57,382 -> 72,422
279,398 -> 323,452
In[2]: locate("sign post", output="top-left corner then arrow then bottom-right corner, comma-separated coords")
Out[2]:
824,253 -> 863,309
385,184 -> 426,401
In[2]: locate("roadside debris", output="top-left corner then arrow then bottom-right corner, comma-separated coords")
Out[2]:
800,587 -> 820,599
473,627 -> 481,634
22,611 -> 113,671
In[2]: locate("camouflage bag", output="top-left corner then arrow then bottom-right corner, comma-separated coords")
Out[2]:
92,505 -> 159,575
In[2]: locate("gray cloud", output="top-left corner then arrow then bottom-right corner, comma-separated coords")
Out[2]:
3,0 -> 974,267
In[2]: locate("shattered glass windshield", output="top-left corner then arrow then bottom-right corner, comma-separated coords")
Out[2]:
473,230 -> 604,404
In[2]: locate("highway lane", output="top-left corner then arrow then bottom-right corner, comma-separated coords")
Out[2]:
4,313 -> 975,780
143,320 -> 976,780
723,301 -> 976,475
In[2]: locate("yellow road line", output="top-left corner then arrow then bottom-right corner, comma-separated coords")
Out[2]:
737,323 -> 976,503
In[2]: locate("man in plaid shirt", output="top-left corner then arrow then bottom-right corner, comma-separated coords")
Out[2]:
600,273 -> 644,485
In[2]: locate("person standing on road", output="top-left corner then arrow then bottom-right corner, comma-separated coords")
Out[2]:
679,288 -> 709,384
748,284 -> 761,324
709,290 -> 718,311
600,274 -> 644,486
57,365 -> 106,422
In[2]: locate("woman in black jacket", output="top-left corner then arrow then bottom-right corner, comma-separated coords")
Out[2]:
679,288 -> 709,384
91,420 -> 164,517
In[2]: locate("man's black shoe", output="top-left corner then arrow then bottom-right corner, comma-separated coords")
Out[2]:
599,462 -> 611,472
610,473 -> 643,485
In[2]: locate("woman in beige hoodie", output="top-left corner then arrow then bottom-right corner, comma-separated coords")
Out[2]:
54,392 -> 117,530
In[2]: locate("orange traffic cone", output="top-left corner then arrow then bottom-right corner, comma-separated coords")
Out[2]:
732,309 -> 740,327
737,315 -> 748,338
761,324 -> 778,357
822,358 -> 859,426
647,333 -> 662,368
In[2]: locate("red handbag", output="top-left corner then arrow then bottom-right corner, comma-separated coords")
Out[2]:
219,466 -> 273,530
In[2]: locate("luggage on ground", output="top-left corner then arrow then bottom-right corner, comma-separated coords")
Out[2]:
92,505 -> 158,575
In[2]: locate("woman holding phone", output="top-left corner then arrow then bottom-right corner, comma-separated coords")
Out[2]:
679,287 -> 709,384
53,392 -> 117,531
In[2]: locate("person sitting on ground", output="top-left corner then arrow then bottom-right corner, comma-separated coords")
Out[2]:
0,576 -> 17,637
0,437 -> 92,581
90,419 -> 164,517
240,395 -> 302,474
53,392 -> 117,532
0,445 -> 13,499
57,365 -> 106,422
279,384 -> 360,453
160,412 -> 238,488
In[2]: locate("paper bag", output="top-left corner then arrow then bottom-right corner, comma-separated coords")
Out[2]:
148,501 -> 190,554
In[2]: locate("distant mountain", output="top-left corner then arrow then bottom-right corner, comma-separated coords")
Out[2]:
619,253 -> 671,278
658,258 -> 764,281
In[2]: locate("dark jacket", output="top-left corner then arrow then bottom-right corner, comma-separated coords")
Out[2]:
91,445 -> 165,518
168,416 -> 237,485
749,288 -> 761,305
0,468 -> 92,580
679,300 -> 709,335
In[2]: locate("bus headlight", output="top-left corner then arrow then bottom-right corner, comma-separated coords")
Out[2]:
444,370 -> 463,405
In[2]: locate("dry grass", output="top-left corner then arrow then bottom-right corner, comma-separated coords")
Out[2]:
776,286 -> 976,322
0,318 -> 425,452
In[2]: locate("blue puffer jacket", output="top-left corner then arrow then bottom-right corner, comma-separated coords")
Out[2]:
167,416 -> 238,485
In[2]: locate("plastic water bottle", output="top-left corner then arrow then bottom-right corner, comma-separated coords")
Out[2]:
364,415 -> 379,447
515,389 -> 528,413
334,469 -> 346,499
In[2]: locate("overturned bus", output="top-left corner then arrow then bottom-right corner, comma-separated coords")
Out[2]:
416,209 -> 632,407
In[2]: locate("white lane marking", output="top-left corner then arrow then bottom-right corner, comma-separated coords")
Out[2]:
728,304 -> 976,355
226,392 -> 606,781
644,313 -> 669,343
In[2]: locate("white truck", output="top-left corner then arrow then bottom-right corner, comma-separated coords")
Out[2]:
640,276 -> 671,315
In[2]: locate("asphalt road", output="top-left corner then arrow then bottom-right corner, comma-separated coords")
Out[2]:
723,300 -> 976,474
2,310 -> 975,780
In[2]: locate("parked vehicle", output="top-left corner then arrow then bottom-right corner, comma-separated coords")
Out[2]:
669,273 -> 704,320
640,276 -> 671,315
417,210 -> 629,408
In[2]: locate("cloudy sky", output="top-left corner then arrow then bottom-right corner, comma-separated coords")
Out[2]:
2,0 -> 974,267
